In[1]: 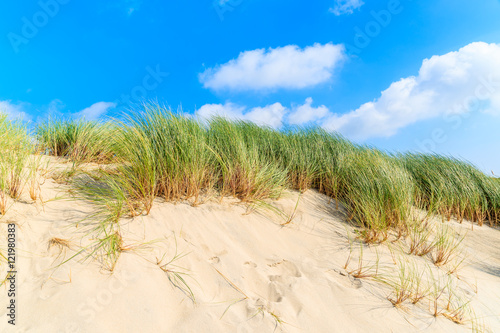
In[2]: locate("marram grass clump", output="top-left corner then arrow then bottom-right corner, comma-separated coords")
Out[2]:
338,149 -> 415,242
0,113 -> 34,214
401,153 -> 500,226
208,118 -> 288,201
36,118 -> 116,164
33,103 -> 499,241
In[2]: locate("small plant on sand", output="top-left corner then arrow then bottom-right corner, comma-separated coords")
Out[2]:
382,261 -> 414,308
27,154 -> 47,202
440,277 -> 484,331
252,306 -> 287,331
409,269 -> 431,305
407,219 -> 435,256
90,228 -> 123,272
280,193 -> 301,226
428,268 -> 449,317
57,227 -> 123,273
0,180 -> 7,215
248,193 -> 302,226
374,251 -> 483,331
48,237 -> 71,250
431,225 -> 465,267
50,168 -> 79,185
213,265 -> 289,331
58,181 -> 126,272
344,227 -> 355,269
442,289 -> 471,325
445,254 -> 468,276
74,173 -> 129,223
347,244 -> 380,279
156,240 -> 195,302
214,267 -> 249,319
377,259 -> 430,308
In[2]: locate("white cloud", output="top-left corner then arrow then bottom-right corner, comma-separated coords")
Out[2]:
196,98 -> 333,128
288,98 -> 330,125
323,42 -> 500,140
196,102 -> 245,122
0,100 -> 29,120
330,0 -> 364,16
47,99 -> 66,114
199,43 -> 345,91
244,103 -> 287,128
1,100 -> 117,122
76,102 -> 116,120
196,102 -> 287,128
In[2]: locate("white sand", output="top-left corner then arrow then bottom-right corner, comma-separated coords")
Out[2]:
1,157 -> 499,332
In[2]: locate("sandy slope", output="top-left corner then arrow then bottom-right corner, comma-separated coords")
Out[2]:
1,158 -> 499,332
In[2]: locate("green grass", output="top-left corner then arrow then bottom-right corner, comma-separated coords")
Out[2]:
32,103 -> 499,242
401,153 -> 500,226
36,118 -> 116,164
337,149 -> 414,242
112,105 -> 218,211
208,118 -> 288,201
8,104 -> 490,331
0,113 -> 32,214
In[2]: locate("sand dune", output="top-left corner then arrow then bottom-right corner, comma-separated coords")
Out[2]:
1,157 -> 500,332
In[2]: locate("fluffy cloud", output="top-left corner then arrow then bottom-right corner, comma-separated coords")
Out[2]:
46,99 -> 66,115
196,98 -> 332,128
196,102 -> 287,128
0,100 -> 29,120
330,0 -> 364,16
324,42 -> 500,140
199,43 -> 345,91
1,100 -> 117,122
76,102 -> 116,120
288,98 -> 330,125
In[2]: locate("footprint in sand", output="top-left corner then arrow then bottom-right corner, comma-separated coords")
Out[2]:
266,260 -> 304,316
266,260 -> 303,299
267,259 -> 302,278
267,282 -> 283,302
242,259 -> 304,316
209,256 -> 220,264
208,250 -> 228,264
244,261 -> 257,268
281,260 -> 302,278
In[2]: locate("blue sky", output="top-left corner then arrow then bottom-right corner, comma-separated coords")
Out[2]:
1,0 -> 500,173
